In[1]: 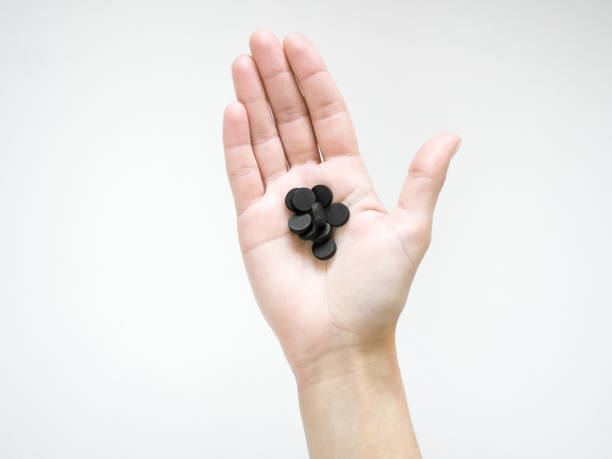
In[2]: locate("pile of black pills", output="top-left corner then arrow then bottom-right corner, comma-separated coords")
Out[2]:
286,185 -> 350,260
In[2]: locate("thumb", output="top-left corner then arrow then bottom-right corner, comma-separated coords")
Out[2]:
391,132 -> 461,250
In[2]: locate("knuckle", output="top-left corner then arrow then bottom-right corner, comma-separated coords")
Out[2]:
409,217 -> 432,250
228,164 -> 259,183
275,104 -> 309,125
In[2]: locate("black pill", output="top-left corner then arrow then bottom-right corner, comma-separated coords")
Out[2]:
312,184 -> 333,208
311,202 -> 326,228
292,187 -> 316,212
285,188 -> 298,212
312,238 -> 336,260
300,223 -> 321,241
326,202 -> 350,227
313,223 -> 332,244
288,213 -> 312,235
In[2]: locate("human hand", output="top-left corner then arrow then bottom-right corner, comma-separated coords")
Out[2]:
223,30 -> 460,382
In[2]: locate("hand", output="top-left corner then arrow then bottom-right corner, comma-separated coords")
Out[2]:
222,30 -> 460,381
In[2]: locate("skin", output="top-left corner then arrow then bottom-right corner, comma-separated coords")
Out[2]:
223,30 -> 460,458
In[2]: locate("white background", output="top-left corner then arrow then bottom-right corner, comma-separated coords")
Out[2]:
1,1 -> 611,457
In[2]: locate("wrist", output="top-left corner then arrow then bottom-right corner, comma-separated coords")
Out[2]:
293,332 -> 400,390
295,332 -> 421,458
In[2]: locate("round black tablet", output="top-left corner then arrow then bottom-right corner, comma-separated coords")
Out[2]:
326,202 -> 350,227
292,187 -> 316,212
313,223 -> 332,244
285,188 -> 298,212
311,184 -> 333,208
300,223 -> 321,241
311,202 -> 326,228
288,213 -> 312,235
312,238 -> 336,260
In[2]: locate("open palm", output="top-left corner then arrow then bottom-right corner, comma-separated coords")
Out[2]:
223,31 -> 460,373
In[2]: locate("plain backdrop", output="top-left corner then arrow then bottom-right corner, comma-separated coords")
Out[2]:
1,1 -> 611,458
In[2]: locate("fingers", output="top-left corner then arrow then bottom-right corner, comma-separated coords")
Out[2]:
394,133 -> 461,246
223,102 -> 264,215
232,55 -> 287,182
249,30 -> 320,166
283,33 -> 359,160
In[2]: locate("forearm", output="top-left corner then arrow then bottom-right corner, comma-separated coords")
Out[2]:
295,337 -> 421,459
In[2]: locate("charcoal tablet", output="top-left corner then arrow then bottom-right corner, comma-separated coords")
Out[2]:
288,213 -> 312,235
311,184 -> 333,208
312,238 -> 336,260
326,202 -> 350,227
300,223 -> 321,241
313,223 -> 332,244
292,187 -> 316,212
285,188 -> 298,212
311,202 -> 326,228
